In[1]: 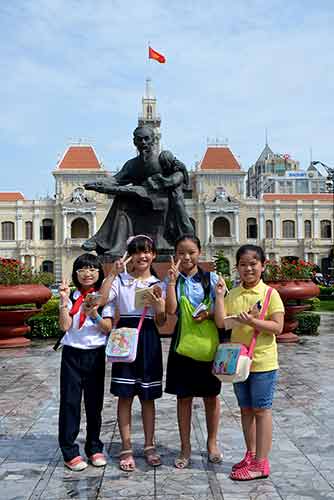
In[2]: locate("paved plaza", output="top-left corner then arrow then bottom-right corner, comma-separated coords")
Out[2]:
0,313 -> 334,500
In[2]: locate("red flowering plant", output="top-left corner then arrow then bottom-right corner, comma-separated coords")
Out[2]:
0,257 -> 54,286
263,258 -> 315,282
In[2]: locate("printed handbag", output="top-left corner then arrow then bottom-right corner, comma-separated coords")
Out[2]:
106,307 -> 147,364
175,279 -> 219,362
212,287 -> 273,383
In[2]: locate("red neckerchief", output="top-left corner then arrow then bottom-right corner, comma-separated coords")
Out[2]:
69,287 -> 96,329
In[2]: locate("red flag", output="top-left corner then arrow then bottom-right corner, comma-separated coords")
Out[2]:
148,46 -> 166,64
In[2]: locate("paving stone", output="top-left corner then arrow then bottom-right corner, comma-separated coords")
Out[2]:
0,314 -> 333,499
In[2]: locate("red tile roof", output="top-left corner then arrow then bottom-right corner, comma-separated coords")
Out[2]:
0,192 -> 25,201
57,146 -> 101,170
263,194 -> 334,201
199,146 -> 241,171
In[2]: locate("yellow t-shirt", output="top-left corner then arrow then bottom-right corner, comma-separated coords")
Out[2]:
224,280 -> 284,372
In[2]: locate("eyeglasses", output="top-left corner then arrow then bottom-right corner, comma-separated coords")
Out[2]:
76,268 -> 99,276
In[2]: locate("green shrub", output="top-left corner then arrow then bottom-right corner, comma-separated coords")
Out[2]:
319,285 -> 334,297
303,297 -> 321,310
295,312 -> 320,336
213,250 -> 230,277
40,297 -> 60,316
27,315 -> 60,338
224,276 -> 233,290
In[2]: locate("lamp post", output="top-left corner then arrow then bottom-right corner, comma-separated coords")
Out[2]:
311,161 -> 334,278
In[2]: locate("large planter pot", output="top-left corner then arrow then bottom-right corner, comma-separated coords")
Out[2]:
266,280 -> 320,343
0,284 -> 52,348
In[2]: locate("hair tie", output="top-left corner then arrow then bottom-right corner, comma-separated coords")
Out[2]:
126,234 -> 154,245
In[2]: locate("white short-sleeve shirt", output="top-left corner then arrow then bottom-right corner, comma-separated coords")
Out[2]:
109,272 -> 166,319
61,289 -> 114,350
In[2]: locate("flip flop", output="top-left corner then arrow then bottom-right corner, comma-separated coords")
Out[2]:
174,455 -> 191,469
208,452 -> 223,464
144,445 -> 161,467
119,449 -> 136,472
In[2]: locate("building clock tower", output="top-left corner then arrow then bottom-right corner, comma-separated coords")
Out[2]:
138,78 -> 161,154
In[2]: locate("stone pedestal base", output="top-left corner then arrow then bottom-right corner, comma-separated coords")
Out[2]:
277,331 -> 300,343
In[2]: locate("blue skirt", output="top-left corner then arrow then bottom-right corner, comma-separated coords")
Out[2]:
110,316 -> 163,400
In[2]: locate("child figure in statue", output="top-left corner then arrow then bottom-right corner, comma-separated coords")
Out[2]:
146,150 -> 194,242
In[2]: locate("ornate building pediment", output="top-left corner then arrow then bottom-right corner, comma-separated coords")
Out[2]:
62,187 -> 96,214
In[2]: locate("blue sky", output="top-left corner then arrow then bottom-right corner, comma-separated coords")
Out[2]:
1,0 -> 333,199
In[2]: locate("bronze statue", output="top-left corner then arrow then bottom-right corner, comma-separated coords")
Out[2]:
82,126 -> 194,259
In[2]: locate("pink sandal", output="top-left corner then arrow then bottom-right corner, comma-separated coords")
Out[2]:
144,446 -> 161,467
231,450 -> 255,471
230,458 -> 270,481
119,449 -> 136,472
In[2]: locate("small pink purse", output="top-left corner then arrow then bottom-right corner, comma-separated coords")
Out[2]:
106,307 -> 147,364
212,288 -> 273,383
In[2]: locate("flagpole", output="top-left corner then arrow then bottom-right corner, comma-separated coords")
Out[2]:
147,40 -> 151,79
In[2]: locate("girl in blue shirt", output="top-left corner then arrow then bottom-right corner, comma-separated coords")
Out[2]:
165,234 -> 222,469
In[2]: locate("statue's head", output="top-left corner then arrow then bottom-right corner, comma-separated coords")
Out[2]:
133,126 -> 155,154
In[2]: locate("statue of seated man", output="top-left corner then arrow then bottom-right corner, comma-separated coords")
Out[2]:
82,126 -> 194,258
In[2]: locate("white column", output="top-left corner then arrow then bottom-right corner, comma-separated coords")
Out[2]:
313,207 -> 319,238
274,207 -> 280,239
63,212 -> 67,241
259,208 -> 265,240
234,212 -> 240,243
16,214 -> 23,241
33,210 -> 40,241
31,255 -> 36,269
304,252 -> 308,262
313,253 -> 318,265
297,207 -> 303,239
21,255 -> 25,264
92,212 -> 97,235
205,213 -> 210,244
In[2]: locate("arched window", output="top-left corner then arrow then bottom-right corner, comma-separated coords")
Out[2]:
213,217 -> 231,237
71,217 -> 89,239
265,220 -> 273,238
282,220 -> 295,238
1,221 -> 15,240
42,260 -> 54,273
320,220 -> 332,239
247,218 -> 257,239
189,217 -> 196,233
25,221 -> 33,240
304,220 -> 312,238
40,219 -> 54,240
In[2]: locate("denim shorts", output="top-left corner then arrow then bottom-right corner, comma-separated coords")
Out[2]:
233,370 -> 278,409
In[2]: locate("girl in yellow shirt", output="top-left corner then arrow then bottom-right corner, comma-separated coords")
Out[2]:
215,244 -> 284,481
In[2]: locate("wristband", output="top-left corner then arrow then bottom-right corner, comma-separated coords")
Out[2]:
91,314 -> 103,324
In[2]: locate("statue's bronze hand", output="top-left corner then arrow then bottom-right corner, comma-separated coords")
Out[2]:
84,181 -> 103,191
84,179 -> 116,193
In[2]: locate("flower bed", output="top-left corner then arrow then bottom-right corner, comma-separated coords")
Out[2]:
264,258 -> 315,282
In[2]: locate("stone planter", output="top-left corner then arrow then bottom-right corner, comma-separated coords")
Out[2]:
0,284 -> 52,348
266,280 -> 320,343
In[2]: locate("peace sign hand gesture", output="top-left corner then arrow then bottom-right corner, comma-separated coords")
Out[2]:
168,256 -> 181,283
59,278 -> 70,304
111,253 -> 132,276
215,273 -> 227,296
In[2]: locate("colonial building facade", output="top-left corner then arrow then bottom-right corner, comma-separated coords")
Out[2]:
1,83 -> 333,280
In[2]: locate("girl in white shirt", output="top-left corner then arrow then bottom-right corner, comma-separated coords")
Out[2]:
58,253 -> 113,472
105,235 -> 166,472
